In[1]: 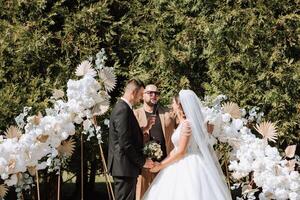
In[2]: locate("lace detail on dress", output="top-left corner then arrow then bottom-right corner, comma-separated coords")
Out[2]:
171,123 -> 201,155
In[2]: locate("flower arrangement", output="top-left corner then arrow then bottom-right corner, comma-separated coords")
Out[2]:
143,141 -> 163,161
0,49 -> 116,199
202,95 -> 300,200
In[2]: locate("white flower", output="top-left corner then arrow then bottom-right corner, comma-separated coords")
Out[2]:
240,127 -> 250,135
104,119 -> 110,126
274,188 -> 289,199
290,182 -> 299,191
265,146 -> 280,161
222,113 -> 231,123
289,192 -> 298,200
232,119 -> 244,131
83,119 -> 92,131
95,48 -> 107,70
5,174 -> 18,186
290,171 -> 299,180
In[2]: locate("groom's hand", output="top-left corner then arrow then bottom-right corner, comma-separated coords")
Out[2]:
143,159 -> 155,169
150,163 -> 161,173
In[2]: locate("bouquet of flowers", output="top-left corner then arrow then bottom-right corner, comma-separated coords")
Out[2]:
143,141 -> 163,161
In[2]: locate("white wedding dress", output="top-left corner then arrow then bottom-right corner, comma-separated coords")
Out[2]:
143,90 -> 232,200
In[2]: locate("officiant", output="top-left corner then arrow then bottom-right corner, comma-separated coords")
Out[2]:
134,84 -> 177,200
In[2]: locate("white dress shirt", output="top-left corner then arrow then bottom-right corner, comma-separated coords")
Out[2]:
121,97 -> 133,110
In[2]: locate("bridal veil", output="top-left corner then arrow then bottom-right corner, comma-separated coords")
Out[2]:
179,89 -> 232,200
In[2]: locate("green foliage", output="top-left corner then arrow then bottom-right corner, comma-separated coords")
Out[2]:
112,0 -> 300,145
116,0 -> 211,103
202,0 -> 300,145
0,0 -> 116,130
0,0 -> 299,181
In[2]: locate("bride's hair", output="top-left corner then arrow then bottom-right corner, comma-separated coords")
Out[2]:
174,95 -> 186,119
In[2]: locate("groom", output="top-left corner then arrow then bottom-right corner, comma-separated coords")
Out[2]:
108,78 -> 155,200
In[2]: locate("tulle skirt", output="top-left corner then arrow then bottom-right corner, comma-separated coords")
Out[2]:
142,153 -> 231,200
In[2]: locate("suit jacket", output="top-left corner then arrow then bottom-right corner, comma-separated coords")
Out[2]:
134,105 -> 176,157
107,99 -> 146,177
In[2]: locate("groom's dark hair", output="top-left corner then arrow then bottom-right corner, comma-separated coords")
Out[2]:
125,78 -> 145,92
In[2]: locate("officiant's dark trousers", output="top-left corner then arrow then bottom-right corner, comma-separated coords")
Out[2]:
114,176 -> 137,200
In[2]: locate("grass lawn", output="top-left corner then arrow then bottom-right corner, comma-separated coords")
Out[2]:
61,172 -> 113,200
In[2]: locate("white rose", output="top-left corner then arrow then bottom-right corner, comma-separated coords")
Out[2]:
222,113 -> 231,123
5,174 -> 18,186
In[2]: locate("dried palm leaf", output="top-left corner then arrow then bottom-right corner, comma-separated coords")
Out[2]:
75,60 -> 96,77
242,187 -> 259,195
92,99 -> 110,116
0,184 -> 8,198
5,126 -> 22,139
98,67 -> 116,92
8,159 -> 16,173
27,166 -> 36,176
222,102 -> 241,119
32,112 -> 43,126
57,138 -> 76,157
52,89 -> 65,100
254,121 -> 278,142
36,134 -> 49,143
287,159 -> 296,171
285,145 -> 296,158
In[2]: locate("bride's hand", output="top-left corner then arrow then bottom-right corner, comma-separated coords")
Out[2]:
150,163 -> 161,173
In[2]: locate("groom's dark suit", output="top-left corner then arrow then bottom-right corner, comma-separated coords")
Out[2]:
108,99 -> 146,200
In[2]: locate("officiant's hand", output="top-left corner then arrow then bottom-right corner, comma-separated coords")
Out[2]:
145,116 -> 156,131
142,116 -> 156,142
143,159 -> 155,169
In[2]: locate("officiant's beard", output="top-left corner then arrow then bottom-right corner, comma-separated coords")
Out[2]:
145,100 -> 157,107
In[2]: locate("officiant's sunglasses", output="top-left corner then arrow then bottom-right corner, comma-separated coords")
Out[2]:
144,91 -> 160,96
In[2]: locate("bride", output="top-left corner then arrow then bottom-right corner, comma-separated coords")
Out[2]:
142,90 -> 232,200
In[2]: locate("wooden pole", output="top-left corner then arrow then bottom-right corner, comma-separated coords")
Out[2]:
36,170 -> 40,200
224,156 -> 231,187
81,134 -> 84,200
99,144 -> 115,200
57,169 -> 61,200
93,116 -> 115,200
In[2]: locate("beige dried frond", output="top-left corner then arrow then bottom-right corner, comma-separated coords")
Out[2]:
5,126 -> 22,139
8,159 -> 16,173
52,89 -> 65,100
285,145 -> 296,158
27,166 -> 36,176
92,99 -> 110,116
57,138 -> 76,157
0,184 -> 8,198
254,121 -> 278,142
99,67 -> 116,92
287,159 -> 296,171
222,102 -> 241,119
274,165 -> 280,176
32,112 -> 43,126
75,60 -> 96,77
36,134 -> 49,143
